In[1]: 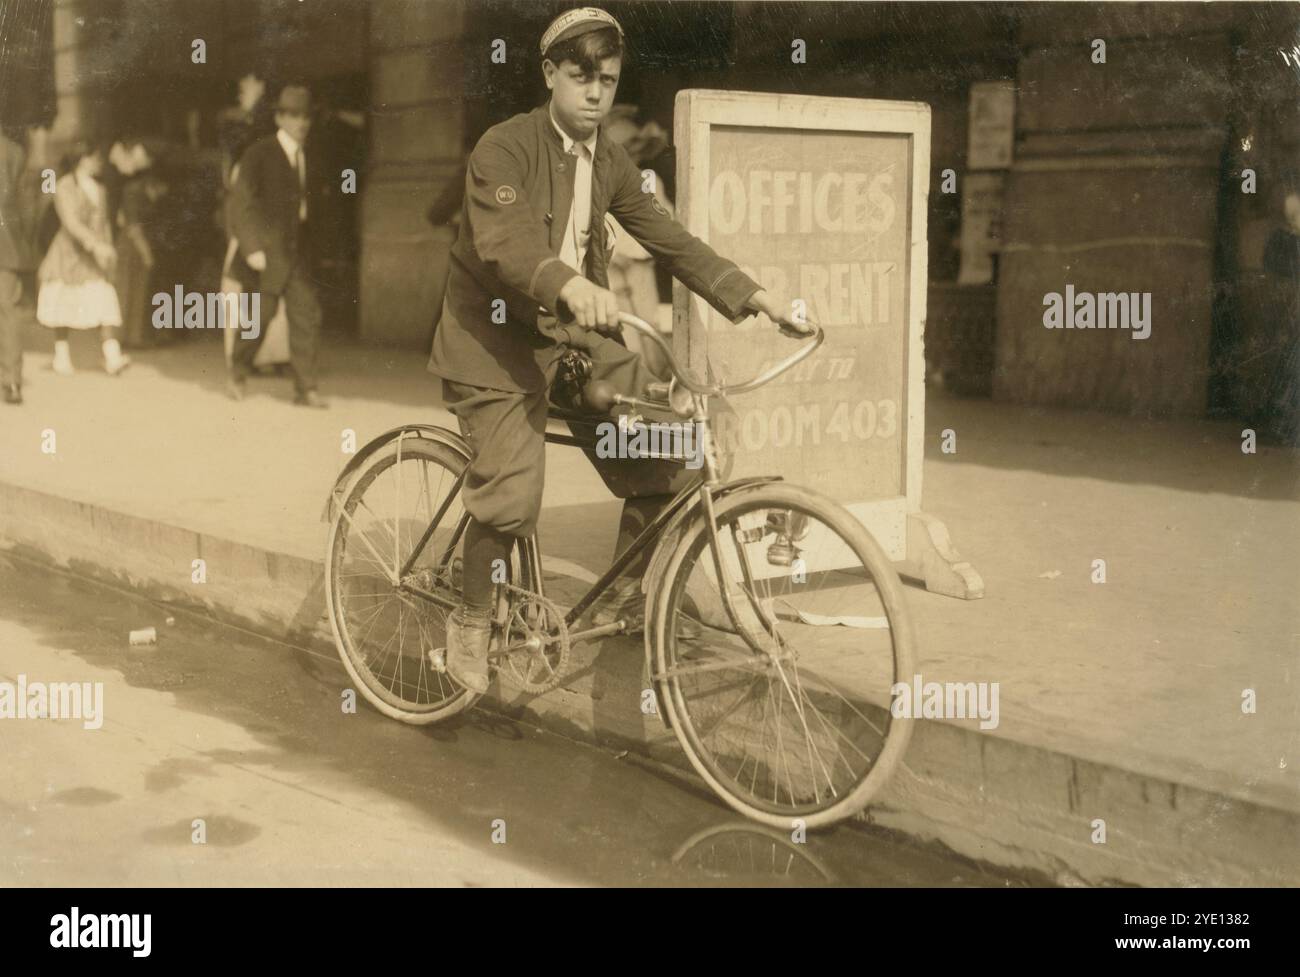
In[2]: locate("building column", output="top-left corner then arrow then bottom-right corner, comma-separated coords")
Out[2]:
48,0 -> 113,149
361,0 -> 467,349
994,6 -> 1238,417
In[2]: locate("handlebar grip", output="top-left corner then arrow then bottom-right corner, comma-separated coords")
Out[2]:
555,298 -> 622,337
645,381 -> 671,400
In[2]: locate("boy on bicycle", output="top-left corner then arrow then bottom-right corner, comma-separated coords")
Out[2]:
429,6 -> 806,692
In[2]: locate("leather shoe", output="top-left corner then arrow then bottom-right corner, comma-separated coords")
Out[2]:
440,611 -> 492,694
2,384 -> 20,405
294,389 -> 328,409
225,377 -> 246,402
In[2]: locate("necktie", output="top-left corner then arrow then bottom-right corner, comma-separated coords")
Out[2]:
295,148 -> 307,221
568,142 -> 592,270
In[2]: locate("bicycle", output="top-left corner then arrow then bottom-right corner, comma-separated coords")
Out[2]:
322,312 -> 915,829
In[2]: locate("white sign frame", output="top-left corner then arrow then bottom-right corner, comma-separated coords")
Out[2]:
672,89 -> 981,598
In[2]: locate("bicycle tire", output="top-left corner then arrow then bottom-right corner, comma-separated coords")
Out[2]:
650,482 -> 915,829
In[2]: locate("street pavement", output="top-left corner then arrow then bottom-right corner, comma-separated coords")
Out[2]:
0,554 -> 1033,887
1,328 -> 1294,817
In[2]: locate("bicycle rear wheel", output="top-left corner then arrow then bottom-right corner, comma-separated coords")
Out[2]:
651,483 -> 914,829
325,433 -> 532,724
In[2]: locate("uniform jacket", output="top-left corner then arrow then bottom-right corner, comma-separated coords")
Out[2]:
227,133 -> 314,296
428,104 -> 761,393
0,133 -> 33,272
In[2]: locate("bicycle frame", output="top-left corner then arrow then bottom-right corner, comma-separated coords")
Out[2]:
383,312 -> 823,647
389,417 -> 783,641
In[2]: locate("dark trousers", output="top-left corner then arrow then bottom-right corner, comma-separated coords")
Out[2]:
442,332 -> 697,541
230,261 -> 322,393
0,269 -> 23,389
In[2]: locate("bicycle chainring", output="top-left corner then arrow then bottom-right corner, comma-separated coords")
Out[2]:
496,585 -> 571,694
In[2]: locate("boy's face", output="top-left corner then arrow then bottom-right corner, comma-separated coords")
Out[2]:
544,54 -> 621,140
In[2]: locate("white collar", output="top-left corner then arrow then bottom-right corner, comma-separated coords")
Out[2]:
276,128 -> 302,161
548,106 -> 598,158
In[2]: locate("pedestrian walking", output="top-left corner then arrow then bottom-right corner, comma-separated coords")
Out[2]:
0,124 -> 32,404
1260,181 -> 1300,444
225,83 -> 326,407
112,141 -> 166,348
603,104 -> 673,378
36,140 -> 129,377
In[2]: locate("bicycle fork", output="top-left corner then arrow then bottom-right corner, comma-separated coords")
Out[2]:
693,411 -> 787,653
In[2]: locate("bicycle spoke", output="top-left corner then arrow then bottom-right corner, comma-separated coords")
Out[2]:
662,492 -> 909,821
394,436 -> 403,572
363,611 -> 401,676
392,600 -> 407,697
338,500 -> 399,583
781,660 -> 854,796
350,596 -> 398,659
770,657 -> 831,804
328,439 -> 490,719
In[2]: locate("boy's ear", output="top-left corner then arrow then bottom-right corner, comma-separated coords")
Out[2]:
542,59 -> 557,90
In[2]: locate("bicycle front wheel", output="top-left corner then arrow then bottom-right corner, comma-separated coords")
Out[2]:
651,484 -> 915,829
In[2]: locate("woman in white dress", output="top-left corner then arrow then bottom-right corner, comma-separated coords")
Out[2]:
37,141 -> 129,375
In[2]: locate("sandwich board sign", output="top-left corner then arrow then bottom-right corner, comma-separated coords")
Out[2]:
673,90 -> 982,598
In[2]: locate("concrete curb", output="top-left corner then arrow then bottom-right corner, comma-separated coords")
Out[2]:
2,478 -> 1295,886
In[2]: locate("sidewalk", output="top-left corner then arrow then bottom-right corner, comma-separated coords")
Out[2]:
1,327 -> 1297,886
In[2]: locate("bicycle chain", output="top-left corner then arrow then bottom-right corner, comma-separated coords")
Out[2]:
494,582 -> 571,695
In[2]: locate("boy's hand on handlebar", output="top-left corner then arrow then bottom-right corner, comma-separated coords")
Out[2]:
746,289 -> 815,338
557,277 -> 621,332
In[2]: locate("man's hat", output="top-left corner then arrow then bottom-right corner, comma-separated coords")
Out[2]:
275,85 -> 313,115
539,7 -> 624,56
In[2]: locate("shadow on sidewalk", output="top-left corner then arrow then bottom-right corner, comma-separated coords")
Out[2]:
925,390 -> 1300,502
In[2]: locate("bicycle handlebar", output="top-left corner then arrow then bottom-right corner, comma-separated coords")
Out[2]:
612,312 -> 824,399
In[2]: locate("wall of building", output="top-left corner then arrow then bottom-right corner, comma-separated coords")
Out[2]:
993,3 -> 1273,417
0,1 -> 54,130
1215,9 -> 1300,432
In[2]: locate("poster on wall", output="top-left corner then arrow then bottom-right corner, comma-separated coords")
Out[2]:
957,171 -> 1006,285
967,80 -> 1016,170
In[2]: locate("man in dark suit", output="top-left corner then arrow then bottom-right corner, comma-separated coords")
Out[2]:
0,125 -> 32,405
226,84 -> 326,407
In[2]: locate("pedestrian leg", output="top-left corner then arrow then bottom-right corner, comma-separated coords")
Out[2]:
229,292 -> 275,388
281,269 -> 322,397
0,270 -> 23,400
